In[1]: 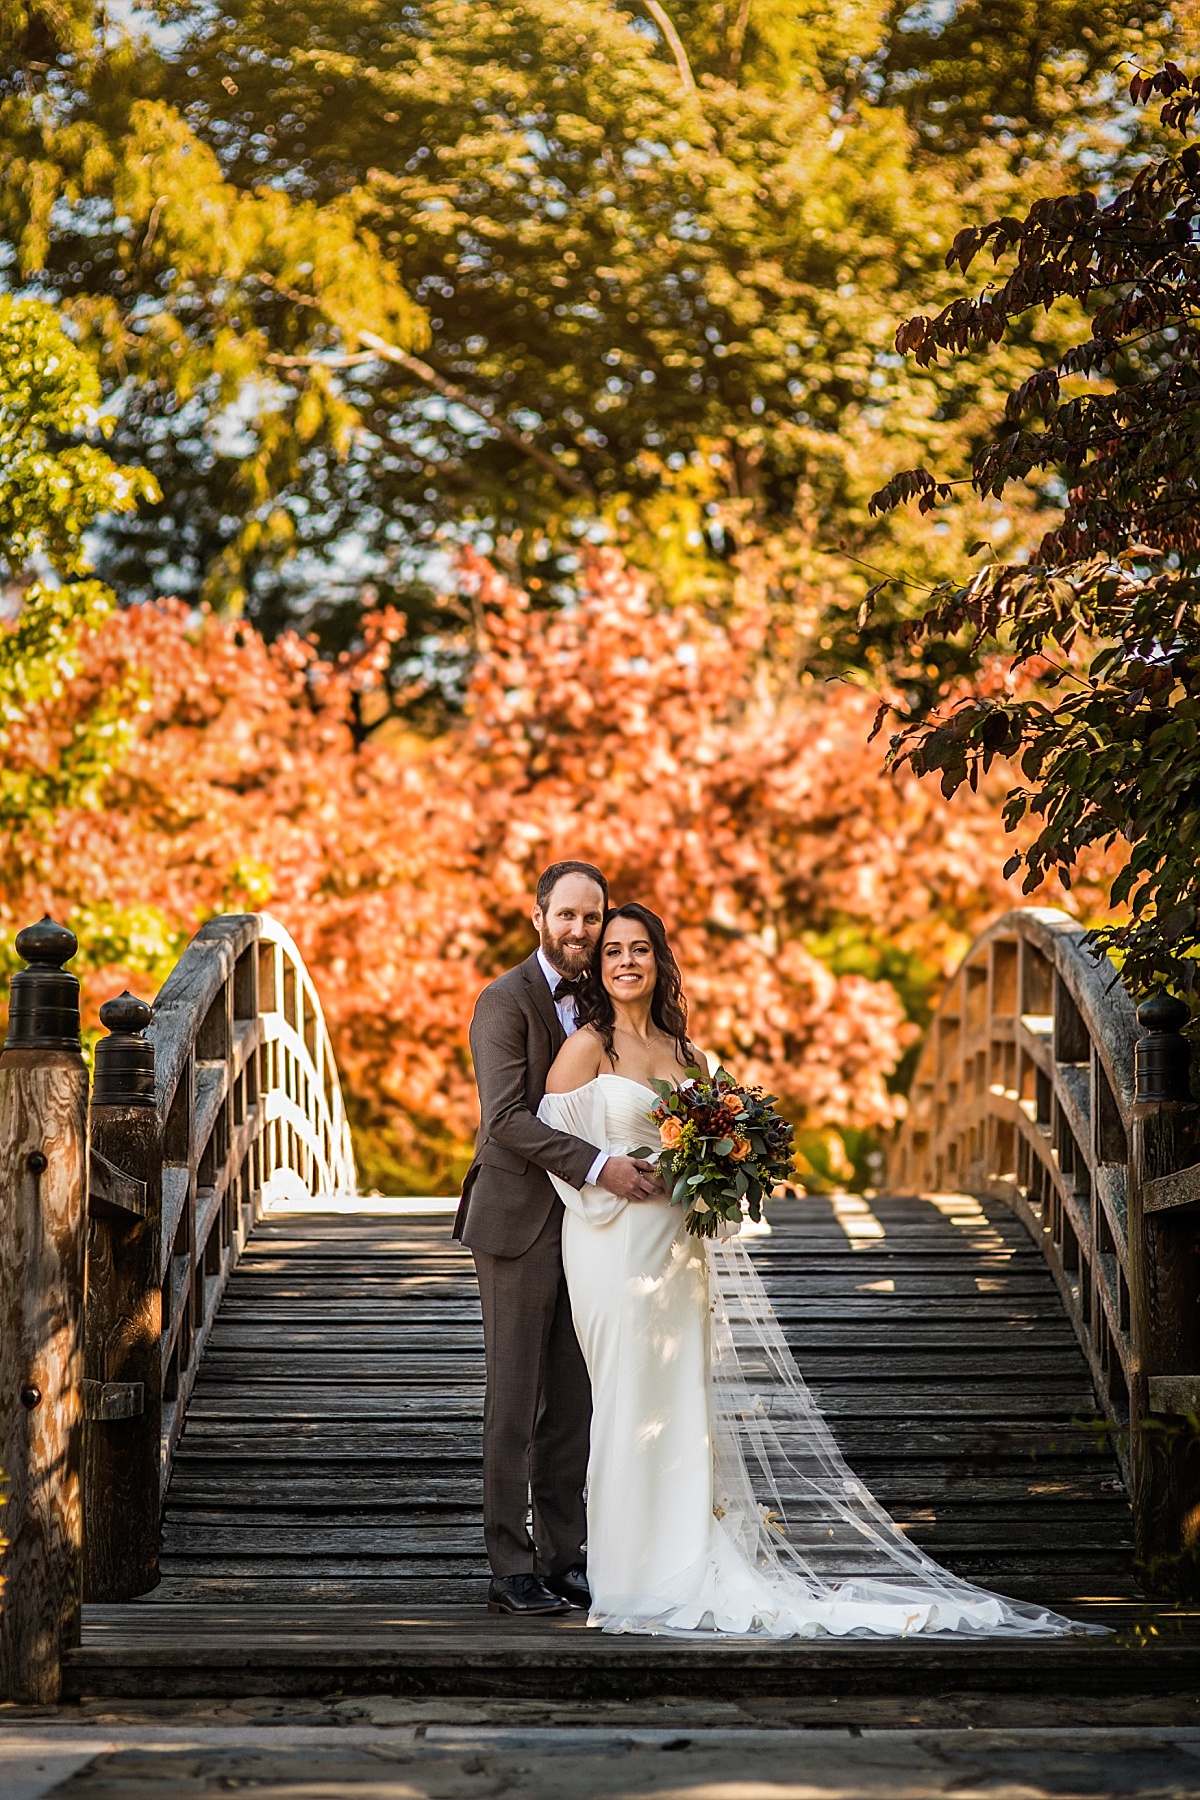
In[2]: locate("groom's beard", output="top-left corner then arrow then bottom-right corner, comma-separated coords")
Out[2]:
540,931 -> 593,980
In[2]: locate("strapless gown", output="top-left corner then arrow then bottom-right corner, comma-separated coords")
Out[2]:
538,1074 -> 1099,1639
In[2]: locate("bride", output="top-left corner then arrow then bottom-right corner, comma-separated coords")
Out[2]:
538,902 -> 1099,1640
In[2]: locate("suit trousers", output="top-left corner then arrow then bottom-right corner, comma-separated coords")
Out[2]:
472,1201 -> 591,1578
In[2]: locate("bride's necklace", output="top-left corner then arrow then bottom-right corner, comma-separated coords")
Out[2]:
611,1022 -> 660,1056
611,1021 -> 678,1083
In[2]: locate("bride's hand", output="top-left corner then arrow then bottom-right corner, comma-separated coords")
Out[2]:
596,1155 -> 664,1201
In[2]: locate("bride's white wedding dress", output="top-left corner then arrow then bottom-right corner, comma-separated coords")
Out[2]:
538,1073 -> 1099,1640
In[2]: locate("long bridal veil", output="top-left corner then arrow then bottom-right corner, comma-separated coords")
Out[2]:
541,1075 -> 1101,1637
695,1232 -> 1106,1638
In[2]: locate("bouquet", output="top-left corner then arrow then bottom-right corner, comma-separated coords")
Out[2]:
642,1066 -> 795,1240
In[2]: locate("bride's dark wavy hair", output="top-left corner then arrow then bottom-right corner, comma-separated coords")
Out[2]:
577,903 -> 692,1068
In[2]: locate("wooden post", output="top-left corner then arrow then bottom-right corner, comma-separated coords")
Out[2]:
1128,991 -> 1200,1598
0,917 -> 90,1703
84,992 -> 163,1600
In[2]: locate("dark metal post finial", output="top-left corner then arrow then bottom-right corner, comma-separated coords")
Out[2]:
1135,989 -> 1192,1104
4,914 -> 81,1052
92,991 -> 156,1109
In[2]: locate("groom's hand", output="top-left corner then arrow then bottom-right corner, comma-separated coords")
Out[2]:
597,1155 -> 665,1201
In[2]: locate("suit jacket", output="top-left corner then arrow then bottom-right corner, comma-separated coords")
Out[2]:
454,952 -> 603,1257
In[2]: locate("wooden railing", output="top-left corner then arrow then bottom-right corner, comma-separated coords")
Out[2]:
890,906 -> 1200,1593
1,911 -> 356,1698
144,913 -> 355,1468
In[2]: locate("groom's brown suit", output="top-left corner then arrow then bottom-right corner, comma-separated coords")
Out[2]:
454,952 -> 598,1578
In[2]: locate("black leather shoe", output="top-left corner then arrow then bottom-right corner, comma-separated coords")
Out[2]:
544,1566 -> 591,1609
487,1574 -> 571,1616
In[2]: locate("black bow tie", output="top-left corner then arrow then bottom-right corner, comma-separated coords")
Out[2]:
553,975 -> 583,1001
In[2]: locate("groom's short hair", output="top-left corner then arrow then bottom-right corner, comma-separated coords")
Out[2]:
536,861 -> 609,910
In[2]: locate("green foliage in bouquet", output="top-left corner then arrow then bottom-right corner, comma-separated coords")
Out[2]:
646,1067 -> 795,1241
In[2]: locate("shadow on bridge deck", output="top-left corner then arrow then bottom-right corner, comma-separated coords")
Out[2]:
66,1196 -> 1200,1706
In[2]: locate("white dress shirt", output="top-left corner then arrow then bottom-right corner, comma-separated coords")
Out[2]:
537,948 -> 609,1187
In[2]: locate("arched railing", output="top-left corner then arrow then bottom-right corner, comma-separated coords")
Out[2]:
890,906 -> 1200,1593
85,913 -> 356,1598
143,913 -> 355,1460
890,907 -> 1138,1423
0,909 -> 357,1700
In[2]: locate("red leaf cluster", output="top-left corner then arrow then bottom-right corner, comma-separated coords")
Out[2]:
1,554 -> 1091,1189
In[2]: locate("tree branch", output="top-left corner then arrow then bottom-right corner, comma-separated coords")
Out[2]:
258,275 -> 593,499
356,331 -> 593,499
728,0 -> 752,79
638,0 -> 697,93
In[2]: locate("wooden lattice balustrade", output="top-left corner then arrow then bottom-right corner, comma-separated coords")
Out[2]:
890,906 -> 1200,1585
3,903 -> 1200,1707
0,911 -> 356,1698
144,913 -> 356,1475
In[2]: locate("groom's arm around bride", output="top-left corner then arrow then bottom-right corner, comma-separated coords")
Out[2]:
455,964 -> 601,1258
457,967 -> 658,1254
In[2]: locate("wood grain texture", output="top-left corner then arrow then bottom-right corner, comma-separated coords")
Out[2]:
887,912 -> 1142,1474
143,914 -> 359,1506
0,1052 -> 89,1702
84,1103 -> 164,1602
1128,1100 -> 1200,1592
64,1598 -> 1200,1701
58,1192 -> 1144,1697
109,1196 -> 1137,1618
1143,1156 -> 1200,1216
147,925 -> 244,1126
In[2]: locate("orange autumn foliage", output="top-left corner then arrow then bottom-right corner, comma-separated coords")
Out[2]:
0,552 -> 1118,1191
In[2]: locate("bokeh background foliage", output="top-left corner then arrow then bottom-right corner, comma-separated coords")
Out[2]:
2,0 -> 1187,1189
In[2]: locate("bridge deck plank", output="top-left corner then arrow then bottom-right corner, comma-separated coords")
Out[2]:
67,1192 -> 1147,1698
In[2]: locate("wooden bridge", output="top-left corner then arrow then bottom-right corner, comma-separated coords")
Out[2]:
2,908 -> 1199,1705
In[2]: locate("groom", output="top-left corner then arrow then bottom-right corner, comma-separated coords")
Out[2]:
455,860 -> 662,1616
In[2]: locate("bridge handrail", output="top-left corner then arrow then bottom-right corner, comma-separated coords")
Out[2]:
149,914 -> 355,1467
85,912 -> 356,1600
891,907 -> 1138,1429
890,905 -> 1200,1592
1,909 -> 359,1695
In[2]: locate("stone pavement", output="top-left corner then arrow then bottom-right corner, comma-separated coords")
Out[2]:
6,1707 -> 1200,1800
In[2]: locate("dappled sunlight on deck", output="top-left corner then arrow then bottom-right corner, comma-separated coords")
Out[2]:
63,1190 -> 1154,1697
825,1192 -> 887,1246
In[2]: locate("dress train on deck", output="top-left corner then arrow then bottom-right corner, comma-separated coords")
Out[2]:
539,1073 -> 1101,1639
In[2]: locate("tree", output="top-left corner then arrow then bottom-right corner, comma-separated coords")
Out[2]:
0,296 -> 156,851
139,0 -> 941,599
870,64 -> 1200,995
0,542 -> 1114,1190
7,0 -> 1172,681
876,0 -> 1190,162
1,7 -> 425,623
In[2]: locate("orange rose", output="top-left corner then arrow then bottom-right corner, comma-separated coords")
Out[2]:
728,1135 -> 751,1162
659,1116 -> 684,1148
721,1091 -> 743,1116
